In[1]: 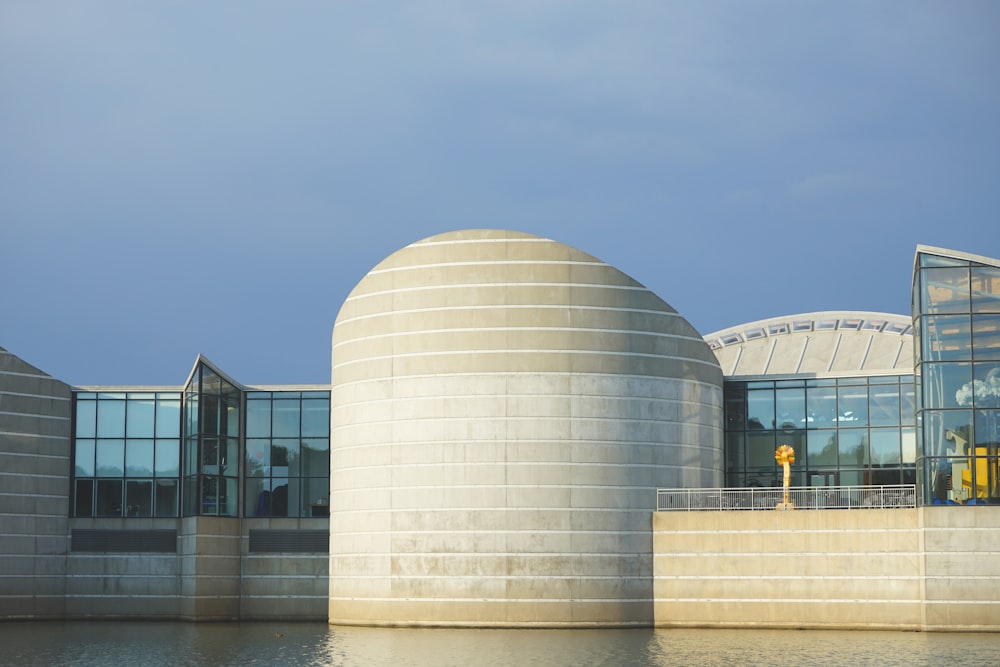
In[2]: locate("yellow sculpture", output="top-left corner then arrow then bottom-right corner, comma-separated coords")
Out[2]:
775,444 -> 795,510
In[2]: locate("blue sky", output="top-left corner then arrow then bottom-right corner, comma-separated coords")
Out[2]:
2,1 -> 998,386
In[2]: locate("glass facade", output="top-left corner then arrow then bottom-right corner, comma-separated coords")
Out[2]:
72,392 -> 182,517
70,360 -> 331,519
725,376 -> 916,489
914,251 -> 1000,504
245,391 -> 330,517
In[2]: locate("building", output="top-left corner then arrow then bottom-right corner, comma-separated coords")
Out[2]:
1,231 -> 997,629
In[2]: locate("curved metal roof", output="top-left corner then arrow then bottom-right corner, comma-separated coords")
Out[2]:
703,311 -> 913,378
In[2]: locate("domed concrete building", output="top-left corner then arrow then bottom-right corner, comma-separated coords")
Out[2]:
328,229 -> 723,626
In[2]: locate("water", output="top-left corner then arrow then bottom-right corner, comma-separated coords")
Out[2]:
0,622 -> 997,667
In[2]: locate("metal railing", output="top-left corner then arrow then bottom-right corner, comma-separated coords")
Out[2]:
656,484 -> 916,511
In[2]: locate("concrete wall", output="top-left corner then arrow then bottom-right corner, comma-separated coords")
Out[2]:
653,507 -> 1000,631
330,229 -> 724,626
0,347 -> 71,619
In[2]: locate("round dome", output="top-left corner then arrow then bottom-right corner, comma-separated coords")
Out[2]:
329,229 -> 723,626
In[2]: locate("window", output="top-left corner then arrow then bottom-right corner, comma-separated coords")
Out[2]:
244,391 -> 330,518
73,392 -> 181,517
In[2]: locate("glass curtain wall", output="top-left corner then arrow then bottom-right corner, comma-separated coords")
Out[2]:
73,392 -> 182,517
724,376 -> 915,489
244,391 -> 330,517
183,363 -> 241,516
914,251 -> 1000,504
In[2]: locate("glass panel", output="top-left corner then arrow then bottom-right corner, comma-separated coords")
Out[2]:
75,399 -> 97,438
125,480 -> 153,517
837,385 -> 868,426
96,399 -> 126,438
125,440 -> 154,477
869,467 -> 901,485
269,482 -> 290,517
870,428 -> 901,466
971,266 -> 1000,313
246,478 -> 268,517
285,477 -> 302,517
75,479 -> 93,517
303,477 -> 330,517
224,400 -> 240,438
807,430 -> 838,467
201,476 -> 219,515
869,384 -> 900,427
201,395 -> 220,436
154,440 -> 179,477
725,388 -> 746,430
245,399 -> 272,437
95,440 -> 125,477
900,383 -> 916,424
806,386 -> 837,426
301,438 -> 330,476
921,266 -> 970,314
272,399 -> 301,437
775,388 -> 805,429
725,432 -> 745,472
971,363 -> 1000,409
271,439 -> 300,477
924,410 -> 974,458
126,397 -> 156,437
974,409 -> 1000,449
745,468 -> 778,488
96,479 -> 123,516
154,480 -> 178,517
224,438 -> 239,477
924,362 -> 972,409
973,315 -> 1000,360
301,399 -> 330,437
222,477 -> 238,516
747,390 -> 774,430
75,440 -> 95,477
246,439 -> 270,477
902,427 -> 917,464
184,437 -> 198,476
183,476 -> 198,516
201,438 -> 220,473
920,253 -> 967,268
839,430 -> 868,466
156,398 -> 181,438
922,315 -> 970,362
746,432 -> 775,467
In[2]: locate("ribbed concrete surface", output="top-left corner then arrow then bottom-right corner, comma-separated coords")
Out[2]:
329,229 -> 723,626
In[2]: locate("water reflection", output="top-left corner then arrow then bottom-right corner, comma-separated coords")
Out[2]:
1,622 -> 998,667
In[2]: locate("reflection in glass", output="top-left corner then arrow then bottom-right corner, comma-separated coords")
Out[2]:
839,430 -> 868,466
125,440 -> 154,476
924,362 -> 972,410
870,428 -> 901,466
272,400 -> 301,437
971,266 -> 1000,313
869,385 -> 900,427
75,479 -> 93,517
156,399 -> 181,438
747,432 -> 775,467
837,386 -> 868,426
126,397 -> 156,437
246,399 -> 272,437
924,410 -> 974,458
807,430 -> 838,467
96,400 -> 126,438
302,439 -> 330,477
973,315 -> 1000,359
76,400 -> 96,438
747,391 -> 774,430
775,389 -> 805,429
301,399 -> 330,437
96,440 -> 125,477
922,315 -> 971,362
921,266 -> 970,314
75,440 -> 95,477
154,440 -> 179,477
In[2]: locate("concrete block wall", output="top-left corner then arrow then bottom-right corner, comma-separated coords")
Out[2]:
65,518 -> 182,619
240,518 -> 329,620
921,507 -> 1000,631
0,348 -> 71,619
330,230 -> 724,627
653,507 -> 1000,631
178,517 -> 241,621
